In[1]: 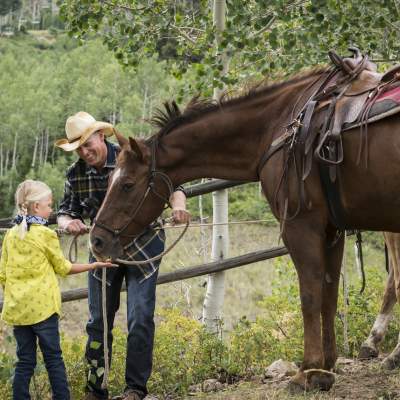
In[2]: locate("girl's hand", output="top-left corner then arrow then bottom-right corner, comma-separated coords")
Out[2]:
92,261 -> 118,269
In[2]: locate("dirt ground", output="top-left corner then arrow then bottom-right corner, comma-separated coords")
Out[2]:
186,357 -> 400,400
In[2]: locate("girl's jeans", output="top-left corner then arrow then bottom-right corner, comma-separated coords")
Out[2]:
13,313 -> 70,400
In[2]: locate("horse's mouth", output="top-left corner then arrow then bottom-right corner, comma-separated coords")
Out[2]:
89,240 -> 122,262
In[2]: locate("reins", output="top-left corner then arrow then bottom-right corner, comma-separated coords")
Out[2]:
92,136 -> 189,265
115,220 -> 189,265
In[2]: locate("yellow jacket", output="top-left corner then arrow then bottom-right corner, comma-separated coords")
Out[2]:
0,224 -> 72,326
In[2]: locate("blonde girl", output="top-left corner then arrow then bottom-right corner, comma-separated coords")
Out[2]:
0,180 -> 115,400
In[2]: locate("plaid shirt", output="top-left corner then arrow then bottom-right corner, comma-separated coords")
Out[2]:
58,140 -> 165,282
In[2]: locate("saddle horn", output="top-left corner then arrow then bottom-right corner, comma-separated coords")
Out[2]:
348,47 -> 361,60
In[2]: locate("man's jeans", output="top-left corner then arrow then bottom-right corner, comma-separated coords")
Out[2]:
13,314 -> 70,400
85,263 -> 159,399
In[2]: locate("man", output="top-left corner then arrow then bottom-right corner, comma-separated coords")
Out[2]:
55,111 -> 189,400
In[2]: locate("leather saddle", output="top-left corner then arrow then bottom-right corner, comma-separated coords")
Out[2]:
300,48 -> 400,183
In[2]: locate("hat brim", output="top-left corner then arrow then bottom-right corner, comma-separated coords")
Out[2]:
55,121 -> 114,151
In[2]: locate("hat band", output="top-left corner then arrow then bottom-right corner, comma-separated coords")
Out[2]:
67,137 -> 81,144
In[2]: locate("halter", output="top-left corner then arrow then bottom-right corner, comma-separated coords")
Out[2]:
93,138 -> 175,240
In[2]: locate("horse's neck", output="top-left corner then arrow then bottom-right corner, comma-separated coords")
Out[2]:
157,111 -> 261,185
157,78 -> 315,186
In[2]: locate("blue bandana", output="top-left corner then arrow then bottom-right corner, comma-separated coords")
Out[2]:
14,215 -> 49,229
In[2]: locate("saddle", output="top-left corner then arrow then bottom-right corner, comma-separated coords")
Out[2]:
259,48 -> 400,229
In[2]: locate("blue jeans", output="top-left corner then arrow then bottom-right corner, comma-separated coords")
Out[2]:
85,262 -> 160,399
13,314 -> 70,400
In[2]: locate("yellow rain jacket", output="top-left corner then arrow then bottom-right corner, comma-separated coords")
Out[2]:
0,224 -> 72,325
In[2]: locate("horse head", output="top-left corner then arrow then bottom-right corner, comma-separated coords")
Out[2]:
90,130 -> 168,261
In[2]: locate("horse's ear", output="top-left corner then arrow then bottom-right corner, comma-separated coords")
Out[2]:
129,137 -> 149,163
114,129 -> 129,148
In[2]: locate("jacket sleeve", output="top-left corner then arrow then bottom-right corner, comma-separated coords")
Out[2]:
44,230 -> 72,277
57,178 -> 84,221
0,231 -> 9,287
174,185 -> 186,196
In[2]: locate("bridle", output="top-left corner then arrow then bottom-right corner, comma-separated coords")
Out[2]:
93,137 -> 175,241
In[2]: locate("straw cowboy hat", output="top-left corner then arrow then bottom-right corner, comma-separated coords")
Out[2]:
55,111 -> 114,151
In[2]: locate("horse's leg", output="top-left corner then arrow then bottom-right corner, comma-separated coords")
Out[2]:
282,221 -> 335,391
381,232 -> 400,369
321,228 -> 344,370
359,259 -> 395,360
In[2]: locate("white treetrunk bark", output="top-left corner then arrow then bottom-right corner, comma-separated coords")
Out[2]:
44,129 -> 49,164
202,0 -> 230,335
32,136 -> 38,168
12,132 -> 18,169
5,149 -> 9,172
141,85 -> 148,136
0,143 -> 3,177
202,189 -> 229,334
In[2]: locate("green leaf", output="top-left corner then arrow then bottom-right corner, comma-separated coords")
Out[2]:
90,341 -> 101,350
71,343 -> 80,353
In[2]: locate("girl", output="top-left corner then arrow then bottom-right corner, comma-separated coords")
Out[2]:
0,179 -> 116,400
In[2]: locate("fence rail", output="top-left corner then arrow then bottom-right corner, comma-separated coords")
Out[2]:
0,178 -> 288,312
0,246 -> 288,312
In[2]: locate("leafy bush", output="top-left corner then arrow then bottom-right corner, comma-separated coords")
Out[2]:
0,257 -> 398,398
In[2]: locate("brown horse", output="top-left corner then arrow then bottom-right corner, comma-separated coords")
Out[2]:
90,65 -> 400,391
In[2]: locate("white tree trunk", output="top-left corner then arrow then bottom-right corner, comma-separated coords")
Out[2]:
44,129 -> 49,165
141,85 -> 148,136
32,136 -> 38,168
0,143 -> 3,177
202,189 -> 229,334
202,0 -> 230,335
5,149 -> 9,173
12,132 -> 18,169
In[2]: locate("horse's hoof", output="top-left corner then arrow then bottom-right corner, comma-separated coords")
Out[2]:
305,369 -> 335,391
358,345 -> 379,360
382,355 -> 400,370
288,371 -> 306,393
288,369 -> 335,392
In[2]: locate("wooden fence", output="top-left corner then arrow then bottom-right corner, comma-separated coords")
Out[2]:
0,179 -> 289,312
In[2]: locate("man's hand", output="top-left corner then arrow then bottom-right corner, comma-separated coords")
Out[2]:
172,207 -> 191,225
65,219 -> 89,236
169,190 -> 190,225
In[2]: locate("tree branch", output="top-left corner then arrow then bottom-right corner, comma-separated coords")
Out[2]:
170,23 -> 197,44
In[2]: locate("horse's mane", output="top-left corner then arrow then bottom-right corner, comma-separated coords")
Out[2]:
150,66 -> 328,138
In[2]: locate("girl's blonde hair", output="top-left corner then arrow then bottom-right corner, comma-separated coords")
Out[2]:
15,180 -> 52,239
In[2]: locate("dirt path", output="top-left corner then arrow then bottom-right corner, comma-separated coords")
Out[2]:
185,358 -> 400,400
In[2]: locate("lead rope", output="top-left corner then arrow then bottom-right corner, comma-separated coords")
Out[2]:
101,267 -> 109,389
57,229 -> 110,390
115,220 -> 189,265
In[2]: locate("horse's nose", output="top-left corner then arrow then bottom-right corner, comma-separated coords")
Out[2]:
92,236 -> 104,251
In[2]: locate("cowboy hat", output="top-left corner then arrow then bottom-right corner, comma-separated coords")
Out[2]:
55,111 -> 114,151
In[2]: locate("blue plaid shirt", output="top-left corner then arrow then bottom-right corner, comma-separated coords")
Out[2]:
58,140 -> 165,282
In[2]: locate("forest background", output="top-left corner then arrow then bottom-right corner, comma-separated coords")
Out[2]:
1,1 -> 400,399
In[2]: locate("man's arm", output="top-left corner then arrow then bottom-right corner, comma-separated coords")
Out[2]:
169,190 -> 190,224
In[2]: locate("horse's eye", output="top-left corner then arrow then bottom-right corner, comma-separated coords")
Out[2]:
122,182 -> 134,192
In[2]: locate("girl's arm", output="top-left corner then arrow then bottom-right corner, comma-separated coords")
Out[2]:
68,261 -> 117,275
